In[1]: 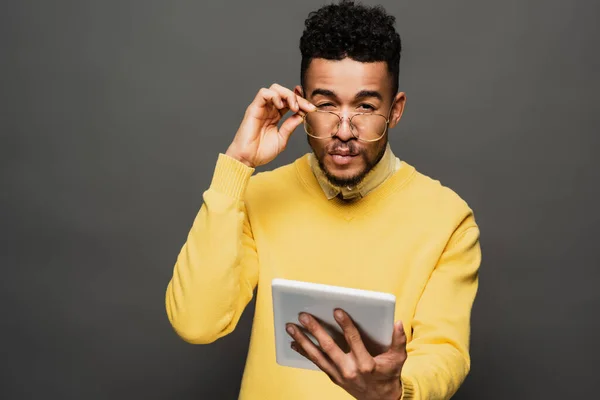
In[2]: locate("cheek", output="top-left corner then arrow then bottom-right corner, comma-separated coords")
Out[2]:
363,142 -> 385,159
308,137 -> 326,155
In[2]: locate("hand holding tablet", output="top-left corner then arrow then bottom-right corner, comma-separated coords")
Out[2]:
272,278 -> 407,399
271,278 -> 398,370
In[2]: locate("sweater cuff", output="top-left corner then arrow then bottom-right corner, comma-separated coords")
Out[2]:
209,153 -> 255,199
399,375 -> 415,399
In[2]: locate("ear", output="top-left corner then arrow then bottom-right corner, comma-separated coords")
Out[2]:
388,92 -> 407,129
294,85 -> 304,98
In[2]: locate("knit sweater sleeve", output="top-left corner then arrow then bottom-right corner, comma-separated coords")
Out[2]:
400,218 -> 482,399
165,153 -> 259,344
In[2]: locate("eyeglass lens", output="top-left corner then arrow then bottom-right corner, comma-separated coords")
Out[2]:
304,112 -> 387,141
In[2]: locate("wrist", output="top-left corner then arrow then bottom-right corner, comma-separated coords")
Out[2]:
386,379 -> 403,400
225,146 -> 255,168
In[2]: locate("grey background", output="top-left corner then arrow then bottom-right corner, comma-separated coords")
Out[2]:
1,0 -> 598,399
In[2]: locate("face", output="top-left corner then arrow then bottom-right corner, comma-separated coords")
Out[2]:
295,58 -> 406,188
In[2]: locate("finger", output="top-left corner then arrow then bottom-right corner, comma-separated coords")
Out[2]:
296,95 -> 317,113
270,83 -> 316,113
334,309 -> 375,371
286,323 -> 342,383
278,113 -> 304,140
290,340 -> 308,357
277,105 -> 291,118
269,84 -> 299,112
297,313 -> 346,366
254,88 -> 285,110
290,341 -> 342,385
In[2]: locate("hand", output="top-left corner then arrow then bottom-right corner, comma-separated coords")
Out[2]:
286,309 -> 407,400
226,83 -> 316,168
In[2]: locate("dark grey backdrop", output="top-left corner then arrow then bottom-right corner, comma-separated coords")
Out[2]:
2,0 -> 599,399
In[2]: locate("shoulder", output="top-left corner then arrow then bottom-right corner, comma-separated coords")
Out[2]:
404,163 -> 478,229
244,156 -> 306,204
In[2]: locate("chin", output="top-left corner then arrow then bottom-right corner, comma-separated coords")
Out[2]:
326,159 -> 359,173
323,163 -> 368,187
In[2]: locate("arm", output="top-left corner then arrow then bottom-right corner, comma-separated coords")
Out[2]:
400,217 -> 482,399
165,83 -> 315,344
165,153 -> 259,344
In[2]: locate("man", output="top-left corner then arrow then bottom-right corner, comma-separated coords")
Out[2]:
165,1 -> 481,399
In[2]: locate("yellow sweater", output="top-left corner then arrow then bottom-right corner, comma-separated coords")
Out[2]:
166,153 -> 482,400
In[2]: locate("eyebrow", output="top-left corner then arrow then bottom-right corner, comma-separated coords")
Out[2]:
310,88 -> 383,101
311,88 -> 338,99
355,90 -> 383,101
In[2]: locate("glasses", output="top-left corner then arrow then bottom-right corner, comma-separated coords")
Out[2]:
302,109 -> 390,142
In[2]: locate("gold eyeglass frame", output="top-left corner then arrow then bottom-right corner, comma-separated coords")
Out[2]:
301,104 -> 394,143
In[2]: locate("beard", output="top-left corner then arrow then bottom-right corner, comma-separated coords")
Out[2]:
311,137 -> 388,188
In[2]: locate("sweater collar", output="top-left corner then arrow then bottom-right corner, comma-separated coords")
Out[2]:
308,143 -> 401,200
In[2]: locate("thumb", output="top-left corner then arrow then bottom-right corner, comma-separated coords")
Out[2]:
389,320 -> 407,355
375,320 -> 407,376
278,113 -> 304,141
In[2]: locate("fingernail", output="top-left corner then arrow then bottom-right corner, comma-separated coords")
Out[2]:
299,313 -> 309,325
334,309 -> 344,321
286,324 -> 295,335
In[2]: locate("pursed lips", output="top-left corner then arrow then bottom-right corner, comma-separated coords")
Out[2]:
328,151 -> 358,165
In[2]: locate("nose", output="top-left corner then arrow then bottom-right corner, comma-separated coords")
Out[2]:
334,115 -> 355,141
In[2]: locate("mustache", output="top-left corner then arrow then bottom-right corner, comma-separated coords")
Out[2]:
326,140 -> 361,156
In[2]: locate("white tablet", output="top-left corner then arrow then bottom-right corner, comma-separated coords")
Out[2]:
271,278 -> 396,371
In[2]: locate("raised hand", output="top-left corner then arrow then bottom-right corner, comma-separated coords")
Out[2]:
226,83 -> 316,168
286,309 -> 407,400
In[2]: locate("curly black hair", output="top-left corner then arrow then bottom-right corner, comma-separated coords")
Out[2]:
299,0 -> 402,96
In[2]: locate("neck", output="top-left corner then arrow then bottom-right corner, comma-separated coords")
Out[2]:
308,143 -> 401,200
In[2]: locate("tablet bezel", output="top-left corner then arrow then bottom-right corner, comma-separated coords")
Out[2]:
271,278 -> 396,371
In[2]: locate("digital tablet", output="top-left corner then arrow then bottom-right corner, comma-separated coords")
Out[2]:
271,278 -> 396,371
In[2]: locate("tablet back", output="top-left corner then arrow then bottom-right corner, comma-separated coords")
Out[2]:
271,278 -> 396,370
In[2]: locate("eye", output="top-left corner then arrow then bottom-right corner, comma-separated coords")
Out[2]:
358,103 -> 376,111
317,102 -> 336,109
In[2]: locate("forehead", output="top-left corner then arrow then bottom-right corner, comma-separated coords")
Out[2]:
304,58 -> 392,99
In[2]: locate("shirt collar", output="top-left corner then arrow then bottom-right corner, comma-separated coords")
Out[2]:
308,143 -> 401,200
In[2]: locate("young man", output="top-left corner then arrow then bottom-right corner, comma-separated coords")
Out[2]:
165,2 -> 481,399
